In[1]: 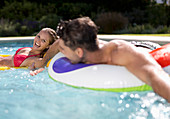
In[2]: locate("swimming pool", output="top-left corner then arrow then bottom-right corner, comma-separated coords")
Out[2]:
0,40 -> 170,119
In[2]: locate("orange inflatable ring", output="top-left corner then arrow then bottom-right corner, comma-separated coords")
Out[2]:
150,43 -> 170,74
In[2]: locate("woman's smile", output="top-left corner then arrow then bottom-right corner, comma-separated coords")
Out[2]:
35,42 -> 40,48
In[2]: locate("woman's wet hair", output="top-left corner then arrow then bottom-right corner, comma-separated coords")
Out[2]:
41,28 -> 58,57
56,17 -> 99,51
42,28 -> 58,45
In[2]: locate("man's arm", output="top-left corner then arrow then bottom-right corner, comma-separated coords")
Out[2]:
109,40 -> 170,102
125,47 -> 170,102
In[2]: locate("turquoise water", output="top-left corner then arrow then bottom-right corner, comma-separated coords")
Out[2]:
0,41 -> 170,119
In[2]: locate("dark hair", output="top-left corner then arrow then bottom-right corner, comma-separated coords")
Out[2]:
56,17 -> 99,51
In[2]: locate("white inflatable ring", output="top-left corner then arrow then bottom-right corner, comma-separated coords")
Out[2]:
48,53 -> 152,92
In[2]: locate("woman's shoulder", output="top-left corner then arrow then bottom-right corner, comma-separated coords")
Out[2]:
21,47 -> 32,51
17,47 -> 31,51
15,47 -> 32,55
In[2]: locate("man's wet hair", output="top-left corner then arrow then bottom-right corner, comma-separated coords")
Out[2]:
56,17 -> 99,51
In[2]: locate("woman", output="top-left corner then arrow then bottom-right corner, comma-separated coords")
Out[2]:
0,28 -> 58,67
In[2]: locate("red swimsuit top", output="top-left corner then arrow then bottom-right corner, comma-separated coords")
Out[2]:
13,47 -> 40,67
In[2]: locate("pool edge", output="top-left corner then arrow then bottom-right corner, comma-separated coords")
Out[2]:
0,35 -> 169,45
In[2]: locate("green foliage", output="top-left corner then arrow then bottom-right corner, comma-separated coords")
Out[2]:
0,18 -> 19,36
16,20 -> 39,36
124,8 -> 147,25
147,4 -> 168,26
39,14 -> 62,30
128,24 -> 155,34
0,1 -> 58,21
0,1 -> 95,36
114,24 -> 170,34
0,0 -> 59,36
0,0 -> 169,36
58,3 -> 93,20
0,1 -> 37,20
0,18 -> 40,36
156,26 -> 170,34
95,12 -> 128,33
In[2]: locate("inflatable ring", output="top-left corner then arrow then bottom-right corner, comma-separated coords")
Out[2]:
150,43 -> 170,74
48,53 -> 152,92
48,44 -> 170,92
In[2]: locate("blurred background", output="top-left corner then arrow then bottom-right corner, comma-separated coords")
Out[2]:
0,0 -> 170,36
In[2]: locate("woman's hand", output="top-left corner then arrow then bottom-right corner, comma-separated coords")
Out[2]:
29,62 -> 45,76
30,68 -> 45,76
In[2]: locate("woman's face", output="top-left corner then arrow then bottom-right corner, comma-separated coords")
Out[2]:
32,30 -> 51,51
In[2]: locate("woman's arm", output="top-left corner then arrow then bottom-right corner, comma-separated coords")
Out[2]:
29,40 -> 60,75
33,40 -> 60,68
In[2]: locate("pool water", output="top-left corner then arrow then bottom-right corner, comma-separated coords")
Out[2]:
0,41 -> 170,119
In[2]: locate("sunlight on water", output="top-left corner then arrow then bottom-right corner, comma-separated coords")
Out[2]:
0,42 -> 170,119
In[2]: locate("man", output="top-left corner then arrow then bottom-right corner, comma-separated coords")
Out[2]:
31,17 -> 170,102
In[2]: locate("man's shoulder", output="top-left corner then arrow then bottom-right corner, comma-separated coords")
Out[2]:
109,39 -> 128,44
108,40 -> 131,48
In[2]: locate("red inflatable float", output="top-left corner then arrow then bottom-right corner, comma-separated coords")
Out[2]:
150,43 -> 170,74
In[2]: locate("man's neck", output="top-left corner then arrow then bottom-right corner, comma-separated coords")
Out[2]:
83,49 -> 107,64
